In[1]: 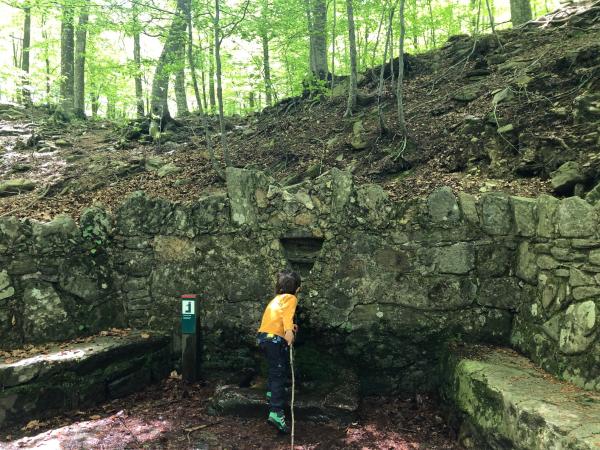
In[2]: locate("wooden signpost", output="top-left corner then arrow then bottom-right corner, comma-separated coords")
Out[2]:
181,294 -> 200,383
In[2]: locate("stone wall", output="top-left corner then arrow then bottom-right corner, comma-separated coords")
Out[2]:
1,167 -> 598,393
0,208 -> 123,347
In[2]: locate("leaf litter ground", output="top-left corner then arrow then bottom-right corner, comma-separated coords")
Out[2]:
2,376 -> 459,450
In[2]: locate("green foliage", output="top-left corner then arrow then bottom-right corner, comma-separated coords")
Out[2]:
0,0 -> 560,116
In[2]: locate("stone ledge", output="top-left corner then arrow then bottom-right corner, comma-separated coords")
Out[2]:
442,346 -> 600,450
0,331 -> 171,429
208,370 -> 359,423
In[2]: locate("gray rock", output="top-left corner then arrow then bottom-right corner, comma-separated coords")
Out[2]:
458,192 -> 479,225
0,270 -> 14,300
516,242 -> 538,284
569,267 -> 596,287
435,243 -> 475,275
453,84 -> 481,102
0,178 -> 36,196
444,346 -> 600,449
225,167 -> 269,226
559,301 -> 597,354
585,181 -> 600,205
510,196 -> 537,237
556,197 -> 595,238
590,249 -> 600,266
481,192 -> 513,235
551,162 -> 585,194
536,194 -> 559,238
350,120 -> 369,150
157,162 -> 181,178
331,168 -> 353,214
573,92 -> 600,124
427,187 -> 460,223
22,281 -> 70,342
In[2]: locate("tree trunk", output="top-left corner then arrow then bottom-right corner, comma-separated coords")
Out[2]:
214,0 -> 231,166
41,15 -> 51,101
330,0 -> 336,90
90,91 -> 99,117
208,39 -> 216,113
200,64 -> 208,111
149,0 -> 187,124
261,34 -> 273,107
397,0 -> 407,135
60,3 -> 75,116
311,0 -> 328,80
427,0 -> 436,47
378,3 -> 395,133
133,8 -> 144,117
510,0 -> 532,26
74,5 -> 89,118
21,3 -> 32,106
174,44 -> 189,116
344,0 -> 357,117
185,3 -> 202,111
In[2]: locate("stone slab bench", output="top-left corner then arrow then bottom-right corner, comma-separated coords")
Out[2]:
0,331 -> 171,429
208,370 -> 359,423
442,346 -> 600,450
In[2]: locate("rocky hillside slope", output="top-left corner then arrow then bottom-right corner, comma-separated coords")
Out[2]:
0,3 -> 599,220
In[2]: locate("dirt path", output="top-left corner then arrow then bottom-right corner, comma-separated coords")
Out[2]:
1,378 -> 460,449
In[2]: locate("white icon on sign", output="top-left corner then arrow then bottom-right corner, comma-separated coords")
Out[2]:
182,300 -> 195,315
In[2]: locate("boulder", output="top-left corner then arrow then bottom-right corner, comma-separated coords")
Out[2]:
559,301 -> 597,354
556,197 -> 595,238
22,281 -> 70,342
434,243 -> 475,275
573,92 -> 600,124
585,181 -> 600,205
551,161 -> 585,194
350,120 -> 369,150
0,178 -> 36,196
480,192 -> 513,235
453,84 -> 481,102
157,163 -> 181,178
0,270 -> 14,300
510,196 -> 536,237
427,187 -> 461,223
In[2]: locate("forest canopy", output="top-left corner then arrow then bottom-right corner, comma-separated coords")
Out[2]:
0,0 -> 559,120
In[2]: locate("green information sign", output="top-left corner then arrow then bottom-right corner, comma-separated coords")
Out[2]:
181,297 -> 196,334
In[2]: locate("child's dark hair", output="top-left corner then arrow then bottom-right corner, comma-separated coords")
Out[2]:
275,270 -> 301,295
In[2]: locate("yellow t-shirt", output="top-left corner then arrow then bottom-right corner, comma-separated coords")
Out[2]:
258,294 -> 297,338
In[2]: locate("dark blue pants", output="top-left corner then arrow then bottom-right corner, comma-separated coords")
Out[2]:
258,336 -> 289,413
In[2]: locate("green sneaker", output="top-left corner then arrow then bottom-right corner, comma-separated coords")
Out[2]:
267,411 -> 289,434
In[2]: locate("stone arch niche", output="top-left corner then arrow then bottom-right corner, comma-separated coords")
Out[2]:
279,234 -> 324,277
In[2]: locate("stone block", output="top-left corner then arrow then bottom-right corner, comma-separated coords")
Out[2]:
556,197 -> 595,238
458,192 -> 479,225
516,242 -> 538,284
590,249 -> 600,266
569,267 -> 596,287
559,301 -> 597,354
572,286 -> 600,301
427,186 -> 461,223
536,194 -> 559,238
226,167 -> 269,226
22,280 -> 70,342
481,192 -> 513,235
434,243 -> 475,274
477,278 -> 523,310
442,346 -> 600,449
510,196 -> 537,237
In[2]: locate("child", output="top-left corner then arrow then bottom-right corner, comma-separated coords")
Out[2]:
256,270 -> 301,434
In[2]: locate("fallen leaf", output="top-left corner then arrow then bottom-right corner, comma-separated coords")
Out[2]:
140,333 -> 150,339
89,415 -> 101,420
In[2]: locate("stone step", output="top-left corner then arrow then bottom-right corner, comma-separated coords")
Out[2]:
442,345 -> 600,450
208,371 -> 359,423
0,331 -> 171,429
